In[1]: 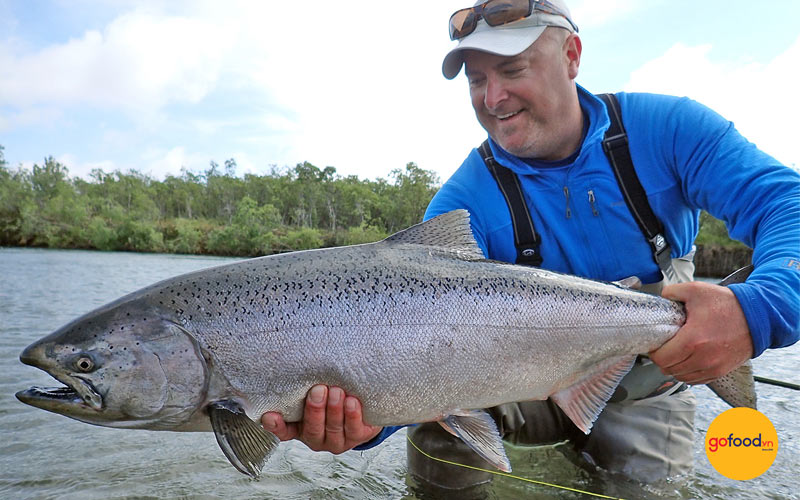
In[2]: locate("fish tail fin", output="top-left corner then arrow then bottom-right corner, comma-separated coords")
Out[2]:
705,265 -> 757,409
707,361 -> 758,409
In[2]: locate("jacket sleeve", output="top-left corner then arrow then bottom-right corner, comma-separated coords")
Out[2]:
665,97 -> 800,356
352,425 -> 407,451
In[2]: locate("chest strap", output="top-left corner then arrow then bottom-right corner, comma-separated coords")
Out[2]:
481,93 -> 677,281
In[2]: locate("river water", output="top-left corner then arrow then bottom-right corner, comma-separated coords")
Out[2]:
1,247 -> 797,499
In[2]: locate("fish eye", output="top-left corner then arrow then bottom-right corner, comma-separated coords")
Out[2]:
76,356 -> 95,372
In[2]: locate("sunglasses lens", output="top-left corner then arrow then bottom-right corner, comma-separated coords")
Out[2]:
483,0 -> 530,26
449,9 -> 477,39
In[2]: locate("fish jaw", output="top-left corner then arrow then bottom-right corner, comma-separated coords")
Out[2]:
16,337 -> 105,415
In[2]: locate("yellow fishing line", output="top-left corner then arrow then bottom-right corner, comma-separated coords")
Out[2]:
406,433 -> 625,500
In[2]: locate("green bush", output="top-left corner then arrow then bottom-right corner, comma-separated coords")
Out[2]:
116,219 -> 164,252
83,217 -> 117,250
278,227 -> 323,252
336,223 -> 387,246
165,218 -> 205,255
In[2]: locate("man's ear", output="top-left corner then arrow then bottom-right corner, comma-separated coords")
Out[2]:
565,34 -> 582,79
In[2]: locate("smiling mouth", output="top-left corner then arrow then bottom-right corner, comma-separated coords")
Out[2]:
497,110 -> 521,120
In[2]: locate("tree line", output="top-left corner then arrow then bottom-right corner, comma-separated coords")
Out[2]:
0,145 -> 439,256
0,144 -> 746,270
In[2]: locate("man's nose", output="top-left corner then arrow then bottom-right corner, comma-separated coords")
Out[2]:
484,76 -> 508,110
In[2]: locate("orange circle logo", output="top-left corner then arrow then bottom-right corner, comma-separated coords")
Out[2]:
705,407 -> 778,480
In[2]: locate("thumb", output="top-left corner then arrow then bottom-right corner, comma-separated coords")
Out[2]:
660,281 -> 694,302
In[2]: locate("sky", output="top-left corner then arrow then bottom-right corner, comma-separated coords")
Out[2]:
1,0 -> 799,184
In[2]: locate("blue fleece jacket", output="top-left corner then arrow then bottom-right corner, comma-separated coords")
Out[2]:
356,86 -> 800,451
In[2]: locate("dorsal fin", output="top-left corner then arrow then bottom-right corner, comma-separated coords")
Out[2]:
382,210 -> 484,260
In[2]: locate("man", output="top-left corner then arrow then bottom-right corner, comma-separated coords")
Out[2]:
262,0 -> 799,488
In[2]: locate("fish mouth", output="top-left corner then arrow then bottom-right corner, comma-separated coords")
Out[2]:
18,341 -> 104,412
16,375 -> 103,412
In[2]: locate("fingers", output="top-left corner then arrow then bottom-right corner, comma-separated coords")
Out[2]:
298,385 -> 350,453
650,281 -> 753,385
300,385 -> 329,450
261,412 -> 299,441
321,387 -> 346,452
343,396 -> 364,438
344,396 -> 382,444
660,282 -> 691,302
260,385 -> 383,455
648,335 -> 692,371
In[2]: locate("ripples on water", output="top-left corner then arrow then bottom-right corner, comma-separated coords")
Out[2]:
0,248 -> 796,499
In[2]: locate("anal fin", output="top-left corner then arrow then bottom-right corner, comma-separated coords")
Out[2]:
551,355 -> 637,434
439,409 -> 511,472
208,400 -> 280,478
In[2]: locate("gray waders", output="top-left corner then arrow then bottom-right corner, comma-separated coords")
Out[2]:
406,255 -> 697,490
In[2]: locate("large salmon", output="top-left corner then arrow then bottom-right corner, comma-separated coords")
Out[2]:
16,210 -> 755,477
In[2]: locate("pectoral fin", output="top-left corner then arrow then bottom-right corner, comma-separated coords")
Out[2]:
208,400 -> 280,478
439,409 -> 511,472
613,276 -> 643,290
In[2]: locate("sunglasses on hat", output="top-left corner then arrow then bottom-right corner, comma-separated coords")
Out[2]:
449,0 -> 578,41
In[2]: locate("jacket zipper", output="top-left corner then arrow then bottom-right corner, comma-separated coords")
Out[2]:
563,186 -> 572,219
588,190 -> 600,216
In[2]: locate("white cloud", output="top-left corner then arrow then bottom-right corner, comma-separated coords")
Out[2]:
0,106 -> 64,133
0,7 -> 232,117
139,146 -> 194,178
1,1 -> 481,181
623,36 -> 800,168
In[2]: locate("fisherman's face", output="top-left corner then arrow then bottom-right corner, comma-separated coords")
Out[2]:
464,28 -> 581,160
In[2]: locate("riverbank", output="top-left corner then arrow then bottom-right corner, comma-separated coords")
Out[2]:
694,244 -> 753,278
2,242 -> 752,279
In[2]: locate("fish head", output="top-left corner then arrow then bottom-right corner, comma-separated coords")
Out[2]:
16,300 -> 208,430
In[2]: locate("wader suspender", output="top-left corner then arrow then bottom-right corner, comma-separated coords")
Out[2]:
481,93 -> 677,281
479,140 -> 543,266
597,93 -> 676,281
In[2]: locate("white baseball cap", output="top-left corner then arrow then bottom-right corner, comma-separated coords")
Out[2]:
442,0 -> 577,79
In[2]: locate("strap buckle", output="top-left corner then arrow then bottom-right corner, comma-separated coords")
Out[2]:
650,233 -> 677,280
517,245 -> 543,266
602,133 -> 628,154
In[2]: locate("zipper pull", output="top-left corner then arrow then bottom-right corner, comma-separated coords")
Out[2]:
563,186 -> 572,219
588,190 -> 599,216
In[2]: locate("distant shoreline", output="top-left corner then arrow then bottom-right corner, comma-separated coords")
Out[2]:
693,244 -> 754,278
2,243 -> 752,279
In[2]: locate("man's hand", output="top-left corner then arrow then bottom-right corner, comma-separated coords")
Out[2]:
260,385 -> 382,454
649,281 -> 753,385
